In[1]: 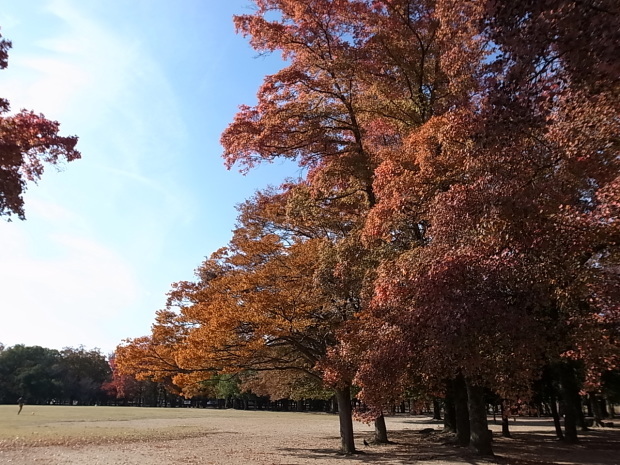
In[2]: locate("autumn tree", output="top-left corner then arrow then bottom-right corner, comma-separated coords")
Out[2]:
355,0 -> 619,452
116,309 -> 195,396
170,186 -> 368,453
102,355 -> 143,404
118,183 -> 371,453
0,29 -> 80,220
222,0 -> 451,450
120,0 -> 617,457
240,369 -> 333,407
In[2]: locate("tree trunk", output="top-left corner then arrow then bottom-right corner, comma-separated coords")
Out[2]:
576,396 -> 587,431
500,403 -> 511,438
558,364 -> 579,443
586,395 -> 594,417
433,399 -> 442,420
454,376 -> 470,446
374,414 -> 389,443
443,383 -> 457,433
563,401 -> 578,443
466,380 -> 493,456
550,394 -> 564,440
334,386 -> 356,454
590,393 -> 605,427
600,398 -> 609,418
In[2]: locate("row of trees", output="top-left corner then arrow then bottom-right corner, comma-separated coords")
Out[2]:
0,344 -> 196,407
0,342 -> 346,410
117,0 -> 618,457
0,344 -> 111,405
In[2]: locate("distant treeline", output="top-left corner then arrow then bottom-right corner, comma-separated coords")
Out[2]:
0,344 -> 110,405
0,343 -> 340,411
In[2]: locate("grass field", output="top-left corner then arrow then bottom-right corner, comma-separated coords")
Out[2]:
0,405 -> 228,447
2,404 -> 333,449
1,405 -> 619,465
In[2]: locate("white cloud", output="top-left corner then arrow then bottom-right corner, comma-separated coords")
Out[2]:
0,0 -> 212,352
0,203 -> 141,352
2,2 -> 133,121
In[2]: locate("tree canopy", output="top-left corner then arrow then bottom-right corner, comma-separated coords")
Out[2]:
0,29 -> 80,220
118,0 -> 619,456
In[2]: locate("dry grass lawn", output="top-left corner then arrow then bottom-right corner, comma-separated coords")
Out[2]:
0,405 -> 618,464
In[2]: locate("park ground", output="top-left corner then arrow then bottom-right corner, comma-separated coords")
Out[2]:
0,405 -> 618,464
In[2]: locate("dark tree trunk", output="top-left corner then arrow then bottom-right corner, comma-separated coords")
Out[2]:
577,398 -> 587,431
334,386 -> 356,454
586,395 -> 594,417
454,376 -> 470,446
433,399 -> 442,420
590,393 -> 605,427
500,403 -> 511,438
563,401 -> 578,443
466,381 -> 493,456
559,364 -> 580,443
550,394 -> 564,441
444,384 -> 457,433
600,398 -> 609,418
374,414 -> 389,443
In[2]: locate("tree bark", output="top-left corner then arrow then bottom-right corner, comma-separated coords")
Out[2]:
550,394 -> 564,441
563,401 -> 578,443
466,380 -> 493,456
374,414 -> 389,443
334,386 -> 356,454
443,383 -> 457,433
454,376 -> 470,446
433,399 -> 442,420
586,395 -> 594,417
558,364 -> 579,443
601,397 -> 609,418
576,396 -> 587,431
589,393 -> 605,427
500,403 -> 511,438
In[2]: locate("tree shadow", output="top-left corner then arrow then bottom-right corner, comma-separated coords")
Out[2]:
493,428 -> 620,465
277,426 -> 620,465
278,430 -> 495,464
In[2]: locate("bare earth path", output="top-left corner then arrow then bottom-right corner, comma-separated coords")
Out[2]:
0,406 -> 618,464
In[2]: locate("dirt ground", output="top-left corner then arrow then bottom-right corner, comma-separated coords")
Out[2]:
1,407 -> 619,465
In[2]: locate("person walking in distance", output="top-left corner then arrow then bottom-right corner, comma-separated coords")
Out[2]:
17,397 -> 24,415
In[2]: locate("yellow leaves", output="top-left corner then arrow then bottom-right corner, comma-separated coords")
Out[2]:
142,212 -> 336,382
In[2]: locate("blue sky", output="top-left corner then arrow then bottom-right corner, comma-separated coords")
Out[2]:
0,0 -> 298,354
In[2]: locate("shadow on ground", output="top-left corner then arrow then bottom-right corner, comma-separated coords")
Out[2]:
278,425 -> 620,465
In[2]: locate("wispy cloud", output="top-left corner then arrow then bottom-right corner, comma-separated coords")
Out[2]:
0,200 -> 140,352
0,0 -> 197,352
